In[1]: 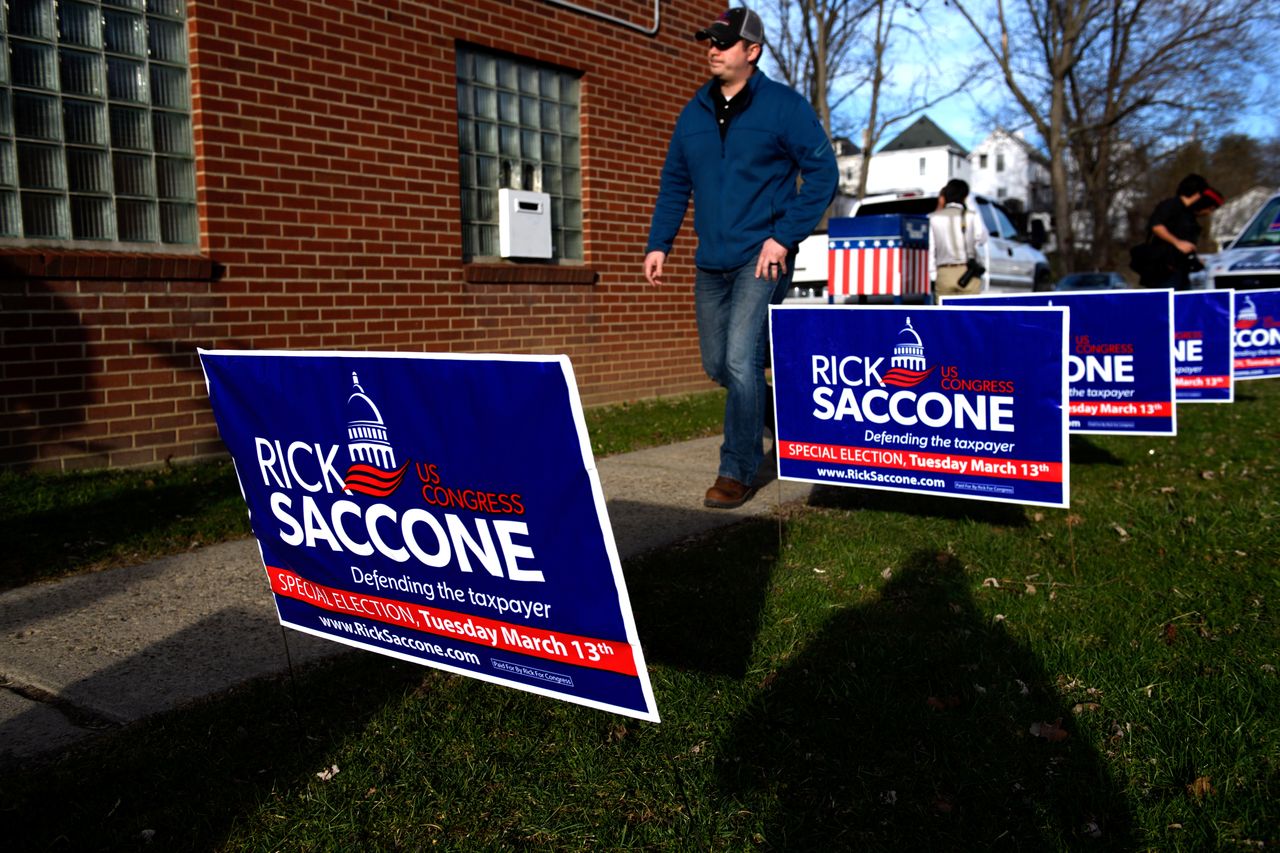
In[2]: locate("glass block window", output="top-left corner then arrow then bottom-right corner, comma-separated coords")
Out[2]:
456,45 -> 582,261
0,0 -> 197,245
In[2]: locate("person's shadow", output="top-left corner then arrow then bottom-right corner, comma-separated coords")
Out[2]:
715,548 -> 1131,849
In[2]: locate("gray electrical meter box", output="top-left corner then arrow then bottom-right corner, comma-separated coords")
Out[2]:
498,188 -> 553,259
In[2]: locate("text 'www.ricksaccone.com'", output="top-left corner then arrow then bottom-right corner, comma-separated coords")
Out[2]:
317,615 -> 481,666
816,468 -> 945,489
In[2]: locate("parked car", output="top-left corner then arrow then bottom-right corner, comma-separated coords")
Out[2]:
1204,189 -> 1280,290
790,189 -> 1053,296
1054,271 -> 1129,291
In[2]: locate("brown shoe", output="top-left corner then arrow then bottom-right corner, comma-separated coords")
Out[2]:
704,476 -> 756,509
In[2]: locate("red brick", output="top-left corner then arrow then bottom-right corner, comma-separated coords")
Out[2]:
1,0 -> 716,470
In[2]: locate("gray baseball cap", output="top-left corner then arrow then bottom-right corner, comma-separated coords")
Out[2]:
695,7 -> 766,46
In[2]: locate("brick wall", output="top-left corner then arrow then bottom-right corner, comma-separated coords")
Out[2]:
0,0 -> 723,471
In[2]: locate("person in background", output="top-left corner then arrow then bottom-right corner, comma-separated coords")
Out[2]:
1142,173 -> 1223,289
643,7 -> 838,509
928,179 -> 988,297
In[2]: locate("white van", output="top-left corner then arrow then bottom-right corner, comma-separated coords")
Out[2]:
790,190 -> 1053,295
1204,190 -> 1280,291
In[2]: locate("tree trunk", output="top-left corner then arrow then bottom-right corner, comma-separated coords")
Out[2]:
1048,71 -> 1075,273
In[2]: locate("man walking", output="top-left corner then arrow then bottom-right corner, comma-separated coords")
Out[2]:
643,7 -> 838,508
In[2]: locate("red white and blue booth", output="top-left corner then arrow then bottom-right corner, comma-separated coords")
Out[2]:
826,214 -> 931,302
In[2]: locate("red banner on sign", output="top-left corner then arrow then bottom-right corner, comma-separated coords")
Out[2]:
778,441 -> 1063,483
267,566 -> 637,676
1067,401 -> 1172,417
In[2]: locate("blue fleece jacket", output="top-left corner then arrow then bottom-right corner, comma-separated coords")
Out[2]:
645,69 -> 838,272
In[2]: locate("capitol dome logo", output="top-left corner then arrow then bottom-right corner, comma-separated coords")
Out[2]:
881,317 -> 935,387
342,372 -> 408,497
1235,296 -> 1258,330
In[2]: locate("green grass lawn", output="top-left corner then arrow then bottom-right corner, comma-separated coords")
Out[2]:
2,383 -> 1277,849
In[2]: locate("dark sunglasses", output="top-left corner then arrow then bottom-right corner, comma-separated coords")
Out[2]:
708,36 -> 740,50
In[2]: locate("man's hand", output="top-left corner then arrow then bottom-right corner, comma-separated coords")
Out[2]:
1153,224 -> 1196,256
755,238 -> 788,281
643,250 -> 666,287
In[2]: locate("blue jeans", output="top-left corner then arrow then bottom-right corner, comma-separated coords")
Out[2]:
695,260 -> 791,485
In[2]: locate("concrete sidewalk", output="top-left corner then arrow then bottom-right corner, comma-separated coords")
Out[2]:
0,437 -> 812,764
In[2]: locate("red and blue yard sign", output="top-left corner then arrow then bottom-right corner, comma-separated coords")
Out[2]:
945,290 -> 1177,435
769,305 -> 1069,507
1174,290 -> 1234,402
199,350 -> 659,722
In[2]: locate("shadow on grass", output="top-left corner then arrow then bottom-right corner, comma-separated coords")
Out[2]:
716,548 -> 1132,849
625,517 -> 779,678
0,652 -> 420,851
0,464 -> 247,590
1070,436 -> 1126,467
805,484 -> 1029,527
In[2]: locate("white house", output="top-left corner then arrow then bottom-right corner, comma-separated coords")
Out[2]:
968,128 -> 1052,214
833,136 -> 863,197
865,116 -> 970,196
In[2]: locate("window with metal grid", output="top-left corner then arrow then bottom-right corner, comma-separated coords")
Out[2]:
0,0 -> 196,246
455,45 -> 581,262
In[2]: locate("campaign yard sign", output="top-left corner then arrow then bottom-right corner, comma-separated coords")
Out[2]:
769,305 -> 1069,507
199,350 -> 659,722
1233,289 -> 1280,380
1174,290 -> 1234,402
945,290 -> 1176,435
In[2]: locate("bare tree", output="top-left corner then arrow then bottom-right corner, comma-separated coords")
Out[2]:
765,0 -> 966,199
853,0 -> 967,198
1064,0 -> 1266,266
763,0 -> 874,136
947,0 -> 1097,268
948,0 -> 1269,270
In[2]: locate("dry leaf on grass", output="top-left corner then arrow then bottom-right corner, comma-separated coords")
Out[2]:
1110,522 -> 1130,540
1029,718 -> 1069,742
316,764 -> 339,781
1072,702 -> 1101,715
1187,776 -> 1213,799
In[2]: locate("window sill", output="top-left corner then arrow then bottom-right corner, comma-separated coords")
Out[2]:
0,248 -> 221,282
464,263 -> 597,285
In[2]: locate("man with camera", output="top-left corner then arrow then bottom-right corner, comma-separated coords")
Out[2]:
928,179 -> 989,297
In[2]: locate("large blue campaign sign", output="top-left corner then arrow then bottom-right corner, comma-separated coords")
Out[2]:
199,350 -> 659,722
769,305 -> 1069,507
1234,289 -> 1280,380
1174,290 -> 1234,402
945,290 -> 1176,435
